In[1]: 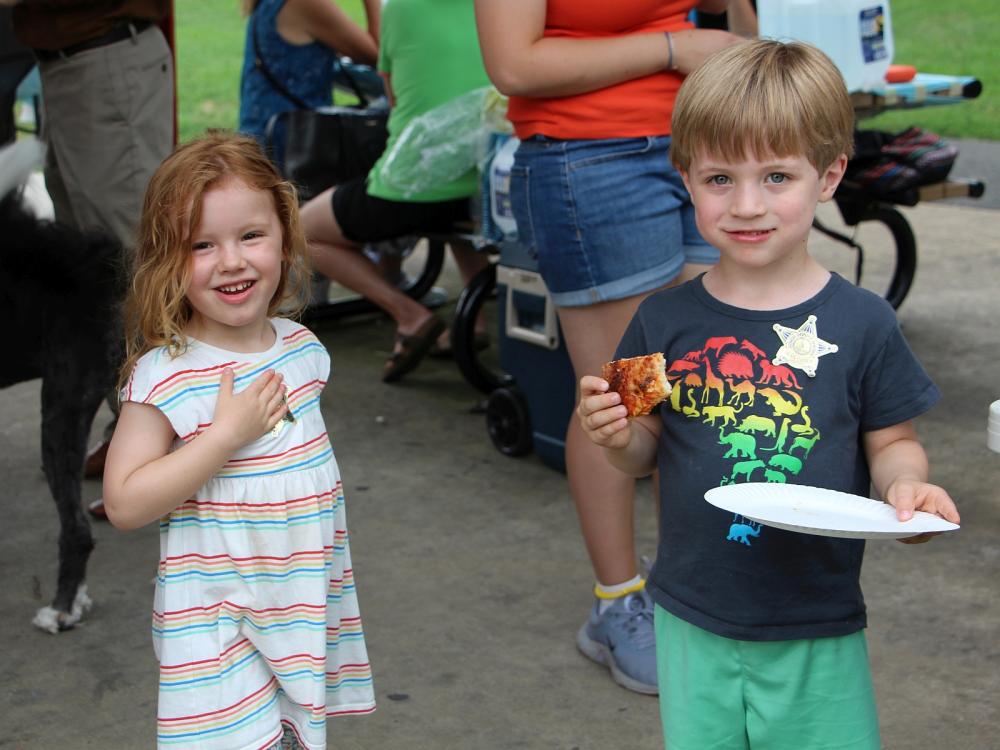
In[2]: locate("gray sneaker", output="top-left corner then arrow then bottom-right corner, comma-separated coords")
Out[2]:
576,589 -> 658,694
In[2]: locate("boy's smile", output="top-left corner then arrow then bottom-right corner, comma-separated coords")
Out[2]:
683,151 -> 846,274
185,177 -> 284,352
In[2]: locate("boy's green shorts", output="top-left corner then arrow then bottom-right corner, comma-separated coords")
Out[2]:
654,605 -> 881,750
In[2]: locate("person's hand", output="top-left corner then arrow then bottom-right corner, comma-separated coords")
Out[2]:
672,28 -> 746,73
577,375 -> 632,450
886,478 -> 961,545
211,368 -> 287,451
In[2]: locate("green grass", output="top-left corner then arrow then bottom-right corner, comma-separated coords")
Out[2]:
175,0 -> 997,143
862,0 -> 997,140
175,0 -> 365,142
175,2 -> 246,141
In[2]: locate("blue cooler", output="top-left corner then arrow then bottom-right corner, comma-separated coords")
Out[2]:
487,240 -> 576,472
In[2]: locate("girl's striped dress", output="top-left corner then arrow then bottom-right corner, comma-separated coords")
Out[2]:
123,318 -> 375,750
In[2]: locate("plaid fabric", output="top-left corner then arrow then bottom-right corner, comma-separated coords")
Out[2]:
845,127 -> 958,195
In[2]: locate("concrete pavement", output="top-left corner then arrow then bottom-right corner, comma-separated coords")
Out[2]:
950,139 -> 998,210
2,196 -> 998,749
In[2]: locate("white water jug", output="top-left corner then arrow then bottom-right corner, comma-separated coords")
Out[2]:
757,0 -> 894,92
489,136 -> 520,239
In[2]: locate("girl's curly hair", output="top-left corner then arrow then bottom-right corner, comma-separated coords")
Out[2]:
119,130 -> 309,391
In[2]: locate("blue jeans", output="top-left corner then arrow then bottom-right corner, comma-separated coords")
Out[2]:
509,135 -> 717,307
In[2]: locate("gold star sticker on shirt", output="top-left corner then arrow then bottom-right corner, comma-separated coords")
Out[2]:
269,393 -> 296,438
772,315 -> 838,377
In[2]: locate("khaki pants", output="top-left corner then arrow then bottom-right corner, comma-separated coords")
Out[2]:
38,23 -> 173,250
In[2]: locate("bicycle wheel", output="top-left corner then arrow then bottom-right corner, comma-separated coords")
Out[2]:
811,204 -> 917,310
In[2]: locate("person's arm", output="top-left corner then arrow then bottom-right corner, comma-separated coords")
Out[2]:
287,0 -> 378,65
577,375 -> 661,478
103,368 -> 287,531
360,0 -> 380,44
863,420 -> 960,543
379,72 -> 395,108
722,0 -> 757,37
474,0 -> 743,98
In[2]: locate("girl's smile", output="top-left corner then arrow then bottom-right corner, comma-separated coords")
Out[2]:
215,280 -> 257,300
185,177 -> 284,351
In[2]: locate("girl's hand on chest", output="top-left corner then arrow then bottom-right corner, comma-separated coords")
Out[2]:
212,367 -> 289,450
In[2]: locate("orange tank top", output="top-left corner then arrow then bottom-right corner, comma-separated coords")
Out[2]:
507,0 -> 696,140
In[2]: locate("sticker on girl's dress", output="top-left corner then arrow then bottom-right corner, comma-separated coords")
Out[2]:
772,315 -> 838,377
269,394 -> 295,437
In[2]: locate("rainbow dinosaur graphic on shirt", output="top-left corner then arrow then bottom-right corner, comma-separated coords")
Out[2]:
665,326 -> 830,547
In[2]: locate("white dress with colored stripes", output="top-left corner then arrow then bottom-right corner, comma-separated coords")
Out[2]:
123,318 -> 375,750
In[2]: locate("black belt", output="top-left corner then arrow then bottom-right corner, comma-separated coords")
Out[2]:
35,20 -> 154,62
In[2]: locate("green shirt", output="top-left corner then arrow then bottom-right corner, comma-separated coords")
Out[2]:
366,0 -> 491,202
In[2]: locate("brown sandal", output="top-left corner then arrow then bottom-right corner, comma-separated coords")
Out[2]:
382,316 -> 447,383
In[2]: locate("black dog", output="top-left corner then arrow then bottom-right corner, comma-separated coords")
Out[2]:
1,188 -> 124,632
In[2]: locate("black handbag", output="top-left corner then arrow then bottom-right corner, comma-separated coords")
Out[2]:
268,105 -> 388,202
252,13 -> 388,201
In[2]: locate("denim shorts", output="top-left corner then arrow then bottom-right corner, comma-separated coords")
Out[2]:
509,135 -> 717,307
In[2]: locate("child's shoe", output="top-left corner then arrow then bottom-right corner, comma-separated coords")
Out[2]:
576,589 -> 658,695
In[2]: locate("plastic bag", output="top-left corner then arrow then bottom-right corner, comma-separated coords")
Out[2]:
376,86 -> 512,198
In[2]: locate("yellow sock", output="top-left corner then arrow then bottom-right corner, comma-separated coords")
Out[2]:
595,575 -> 644,613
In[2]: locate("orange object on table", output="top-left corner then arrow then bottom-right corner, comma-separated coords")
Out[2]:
886,64 -> 917,83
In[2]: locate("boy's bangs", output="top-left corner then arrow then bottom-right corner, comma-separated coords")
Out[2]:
701,105 -> 812,167
690,75 -> 814,167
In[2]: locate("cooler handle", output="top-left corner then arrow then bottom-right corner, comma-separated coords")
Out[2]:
497,265 -> 560,351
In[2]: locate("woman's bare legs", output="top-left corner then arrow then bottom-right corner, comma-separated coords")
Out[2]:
449,240 -> 493,292
558,262 -> 713,585
299,187 -> 435,339
558,296 -> 646,584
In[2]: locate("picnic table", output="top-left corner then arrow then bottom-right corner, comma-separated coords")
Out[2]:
850,73 -> 983,118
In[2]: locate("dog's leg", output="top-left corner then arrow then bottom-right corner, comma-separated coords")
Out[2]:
32,363 -> 104,633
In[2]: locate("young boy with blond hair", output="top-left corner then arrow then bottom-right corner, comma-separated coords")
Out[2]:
577,40 -> 959,749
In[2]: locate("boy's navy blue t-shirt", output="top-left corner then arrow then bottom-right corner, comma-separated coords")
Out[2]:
615,273 -> 939,641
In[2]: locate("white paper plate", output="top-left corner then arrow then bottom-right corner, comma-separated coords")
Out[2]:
704,483 -> 959,540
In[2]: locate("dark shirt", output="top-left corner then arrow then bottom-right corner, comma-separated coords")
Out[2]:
13,0 -> 168,51
238,0 -> 339,142
615,273 -> 939,641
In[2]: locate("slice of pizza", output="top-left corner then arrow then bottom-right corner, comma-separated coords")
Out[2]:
601,352 -> 671,417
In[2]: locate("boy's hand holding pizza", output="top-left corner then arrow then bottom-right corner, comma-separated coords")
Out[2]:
578,354 -> 670,473
578,375 -> 635,451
